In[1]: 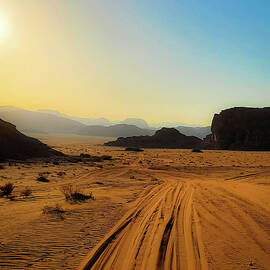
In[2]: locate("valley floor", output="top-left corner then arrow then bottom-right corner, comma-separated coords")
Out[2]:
1,136 -> 270,269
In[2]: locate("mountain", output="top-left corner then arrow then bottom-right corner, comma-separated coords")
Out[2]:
105,127 -> 202,149
0,106 -> 210,138
79,124 -> 154,137
0,107 -> 85,134
121,118 -> 150,129
176,126 -> 211,139
0,118 -> 62,160
204,107 -> 270,150
37,109 -> 112,126
150,122 -> 195,129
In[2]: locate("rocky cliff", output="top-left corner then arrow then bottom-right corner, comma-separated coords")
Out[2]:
204,107 -> 270,150
0,118 -> 63,160
105,127 -> 202,149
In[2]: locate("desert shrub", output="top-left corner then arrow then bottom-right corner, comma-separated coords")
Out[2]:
42,204 -> 66,219
192,149 -> 203,153
0,183 -> 15,197
0,165 -> 5,170
61,184 -> 95,202
21,187 -> 32,197
53,161 -> 60,165
37,176 -> 50,182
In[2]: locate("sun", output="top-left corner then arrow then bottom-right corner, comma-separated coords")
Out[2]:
0,17 -> 7,40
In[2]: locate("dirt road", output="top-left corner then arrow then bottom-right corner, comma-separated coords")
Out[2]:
79,174 -> 270,270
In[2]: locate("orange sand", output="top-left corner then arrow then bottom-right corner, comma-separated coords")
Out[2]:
0,134 -> 270,269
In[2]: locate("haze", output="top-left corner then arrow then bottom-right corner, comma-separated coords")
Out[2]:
1,0 -> 270,125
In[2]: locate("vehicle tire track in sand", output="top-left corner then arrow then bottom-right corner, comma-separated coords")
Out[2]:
79,182 -> 208,270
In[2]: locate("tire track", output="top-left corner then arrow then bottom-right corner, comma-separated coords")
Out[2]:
79,182 -> 208,270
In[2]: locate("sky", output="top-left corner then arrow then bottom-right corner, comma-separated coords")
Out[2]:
0,0 -> 270,125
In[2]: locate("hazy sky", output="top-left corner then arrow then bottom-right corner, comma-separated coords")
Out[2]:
1,1 -> 270,125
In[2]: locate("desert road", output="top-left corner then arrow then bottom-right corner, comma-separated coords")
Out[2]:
79,173 -> 270,270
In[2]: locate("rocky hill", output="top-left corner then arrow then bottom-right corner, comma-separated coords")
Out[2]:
0,118 -> 63,160
204,107 -> 270,150
105,127 -> 202,149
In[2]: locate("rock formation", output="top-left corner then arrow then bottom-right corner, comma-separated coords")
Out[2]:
104,127 -> 202,149
204,107 -> 270,150
0,118 -> 63,160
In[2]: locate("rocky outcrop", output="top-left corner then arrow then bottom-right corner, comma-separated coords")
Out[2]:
204,107 -> 270,150
104,127 -> 202,149
0,118 -> 63,160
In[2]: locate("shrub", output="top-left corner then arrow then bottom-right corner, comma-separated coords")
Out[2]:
0,165 -> 4,170
0,183 -> 15,197
42,204 -> 66,219
53,161 -> 60,165
21,187 -> 32,197
61,184 -> 95,202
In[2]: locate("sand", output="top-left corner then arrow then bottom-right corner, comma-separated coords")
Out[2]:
0,134 -> 270,269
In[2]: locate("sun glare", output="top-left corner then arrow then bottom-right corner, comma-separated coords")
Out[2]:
0,16 -> 7,40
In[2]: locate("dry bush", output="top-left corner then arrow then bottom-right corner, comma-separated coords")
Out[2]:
61,184 -> 95,202
0,183 -> 15,197
21,187 -> 32,197
0,165 -> 5,170
42,204 -> 66,219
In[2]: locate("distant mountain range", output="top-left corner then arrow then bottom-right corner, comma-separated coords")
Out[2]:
0,106 -> 211,139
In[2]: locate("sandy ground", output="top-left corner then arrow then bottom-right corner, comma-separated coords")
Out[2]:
1,134 -> 270,269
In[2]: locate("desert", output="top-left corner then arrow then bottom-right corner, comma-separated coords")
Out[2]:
1,2 -> 270,269
0,131 -> 270,269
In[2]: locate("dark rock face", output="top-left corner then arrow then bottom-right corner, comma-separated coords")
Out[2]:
0,118 -> 63,159
105,127 -> 202,149
204,107 -> 270,150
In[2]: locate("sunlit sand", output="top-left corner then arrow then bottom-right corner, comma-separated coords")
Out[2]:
0,135 -> 270,269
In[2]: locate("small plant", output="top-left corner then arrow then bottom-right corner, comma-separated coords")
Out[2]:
0,165 -> 5,170
61,184 -> 95,202
0,183 -> 15,197
42,204 -> 66,219
53,161 -> 60,165
21,187 -> 32,197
